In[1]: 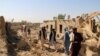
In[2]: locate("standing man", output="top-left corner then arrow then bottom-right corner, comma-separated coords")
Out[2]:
39,27 -> 47,50
71,28 -> 83,56
27,27 -> 31,35
49,29 -> 56,50
64,27 -> 70,55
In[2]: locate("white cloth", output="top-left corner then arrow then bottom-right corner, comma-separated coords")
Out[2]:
69,32 -> 74,42
69,32 -> 74,51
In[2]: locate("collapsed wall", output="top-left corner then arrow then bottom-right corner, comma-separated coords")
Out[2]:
0,16 -> 7,56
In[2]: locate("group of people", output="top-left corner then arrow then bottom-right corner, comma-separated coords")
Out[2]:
39,26 -> 83,56
39,27 -> 56,50
21,25 -> 31,35
64,27 -> 83,56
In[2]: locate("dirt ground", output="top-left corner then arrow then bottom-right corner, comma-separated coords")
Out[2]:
16,28 -> 66,56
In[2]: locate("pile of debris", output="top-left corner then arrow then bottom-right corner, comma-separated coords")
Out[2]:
0,12 -> 100,56
75,12 -> 100,56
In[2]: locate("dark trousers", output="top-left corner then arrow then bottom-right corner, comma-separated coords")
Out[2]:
71,43 -> 81,56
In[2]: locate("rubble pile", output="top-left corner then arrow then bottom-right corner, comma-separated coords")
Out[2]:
0,12 -> 99,56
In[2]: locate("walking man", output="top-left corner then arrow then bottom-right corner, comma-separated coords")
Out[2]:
64,27 -> 70,55
39,27 -> 47,50
49,29 -> 56,50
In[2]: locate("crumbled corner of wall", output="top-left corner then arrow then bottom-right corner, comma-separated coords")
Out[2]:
0,16 -> 7,56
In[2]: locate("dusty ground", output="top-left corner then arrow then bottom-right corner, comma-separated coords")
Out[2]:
17,29 -> 66,56
11,26 -> 100,56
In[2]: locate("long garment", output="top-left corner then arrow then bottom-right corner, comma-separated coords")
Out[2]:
64,31 -> 70,54
49,31 -> 56,46
39,28 -> 47,49
71,32 -> 83,56
27,28 -> 31,35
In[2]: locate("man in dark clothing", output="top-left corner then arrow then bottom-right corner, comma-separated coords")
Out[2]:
39,29 -> 42,40
28,27 -> 31,35
71,28 -> 83,56
42,27 -> 47,40
49,29 -> 56,49
39,27 -> 47,39
39,27 -> 47,49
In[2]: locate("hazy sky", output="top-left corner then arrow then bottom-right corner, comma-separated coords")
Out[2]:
0,0 -> 100,22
